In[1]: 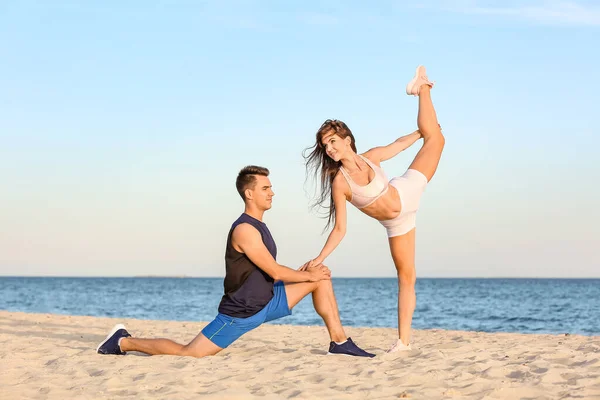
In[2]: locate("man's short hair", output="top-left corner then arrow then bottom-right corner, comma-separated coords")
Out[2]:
236,165 -> 270,201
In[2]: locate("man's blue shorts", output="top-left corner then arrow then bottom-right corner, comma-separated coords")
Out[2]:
201,281 -> 292,348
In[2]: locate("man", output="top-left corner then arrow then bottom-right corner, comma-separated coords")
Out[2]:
97,165 -> 374,358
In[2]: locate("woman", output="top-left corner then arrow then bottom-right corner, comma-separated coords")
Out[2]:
303,66 -> 445,352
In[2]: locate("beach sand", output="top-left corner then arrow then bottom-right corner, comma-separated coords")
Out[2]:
1,311 -> 599,399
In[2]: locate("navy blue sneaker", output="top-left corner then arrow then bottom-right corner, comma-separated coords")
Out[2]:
96,324 -> 131,355
328,337 -> 375,358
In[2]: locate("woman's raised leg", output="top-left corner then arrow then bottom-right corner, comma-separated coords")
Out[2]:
408,69 -> 445,182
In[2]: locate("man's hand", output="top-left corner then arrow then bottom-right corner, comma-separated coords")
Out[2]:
307,264 -> 331,282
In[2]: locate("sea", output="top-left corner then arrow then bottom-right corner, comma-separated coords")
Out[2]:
1,277 -> 599,335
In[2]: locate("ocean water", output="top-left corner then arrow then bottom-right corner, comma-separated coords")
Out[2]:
1,277 -> 598,335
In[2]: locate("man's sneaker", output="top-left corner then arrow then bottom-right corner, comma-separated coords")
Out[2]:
96,324 -> 131,355
327,337 -> 375,358
387,339 -> 412,353
405,65 -> 434,96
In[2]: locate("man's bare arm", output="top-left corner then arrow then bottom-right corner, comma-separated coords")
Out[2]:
232,223 -> 330,282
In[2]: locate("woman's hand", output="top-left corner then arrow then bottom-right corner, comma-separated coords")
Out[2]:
298,258 -> 323,271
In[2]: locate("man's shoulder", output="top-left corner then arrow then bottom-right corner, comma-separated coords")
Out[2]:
231,222 -> 261,243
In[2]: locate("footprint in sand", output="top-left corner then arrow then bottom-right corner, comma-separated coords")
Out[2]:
531,367 -> 548,374
87,369 -> 105,377
171,361 -> 188,369
132,373 -> 146,381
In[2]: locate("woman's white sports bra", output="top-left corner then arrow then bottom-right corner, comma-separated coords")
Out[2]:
338,155 -> 389,209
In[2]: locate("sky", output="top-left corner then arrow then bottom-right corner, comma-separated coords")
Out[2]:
1,0 -> 599,278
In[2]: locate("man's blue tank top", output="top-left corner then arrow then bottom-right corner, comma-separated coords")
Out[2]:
217,213 -> 277,318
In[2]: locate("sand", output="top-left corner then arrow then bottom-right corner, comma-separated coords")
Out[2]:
1,311 -> 599,399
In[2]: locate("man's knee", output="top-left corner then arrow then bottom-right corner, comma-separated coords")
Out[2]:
179,345 -> 221,358
179,336 -> 223,358
315,278 -> 334,292
179,345 -> 202,358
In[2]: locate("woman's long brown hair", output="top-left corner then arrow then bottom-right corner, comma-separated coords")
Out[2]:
303,119 -> 357,231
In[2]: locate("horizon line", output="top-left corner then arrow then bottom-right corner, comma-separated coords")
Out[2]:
1,275 -> 599,280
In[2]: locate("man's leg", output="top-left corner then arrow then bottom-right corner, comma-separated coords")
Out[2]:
284,280 -> 346,343
282,278 -> 374,357
120,332 -> 222,358
97,322 -> 224,358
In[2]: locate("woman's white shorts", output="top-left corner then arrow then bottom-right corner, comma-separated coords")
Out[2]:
379,169 -> 428,238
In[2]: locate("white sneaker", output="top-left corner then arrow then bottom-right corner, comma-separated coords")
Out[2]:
405,65 -> 434,96
387,339 -> 412,353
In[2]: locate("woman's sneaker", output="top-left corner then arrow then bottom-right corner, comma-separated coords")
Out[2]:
327,337 -> 375,358
405,65 -> 434,96
387,339 -> 412,353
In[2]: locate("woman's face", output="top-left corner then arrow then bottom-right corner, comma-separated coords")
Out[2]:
321,133 -> 350,162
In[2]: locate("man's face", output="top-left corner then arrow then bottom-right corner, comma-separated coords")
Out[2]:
246,175 -> 274,210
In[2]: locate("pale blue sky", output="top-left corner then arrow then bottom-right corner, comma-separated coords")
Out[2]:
1,1 -> 598,277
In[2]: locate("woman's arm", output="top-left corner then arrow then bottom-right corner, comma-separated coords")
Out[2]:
364,130 -> 421,163
304,176 -> 348,267
314,177 -> 348,263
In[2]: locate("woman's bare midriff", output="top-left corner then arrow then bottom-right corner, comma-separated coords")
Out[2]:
358,185 -> 402,221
